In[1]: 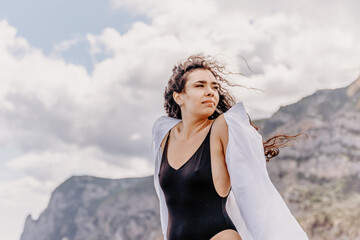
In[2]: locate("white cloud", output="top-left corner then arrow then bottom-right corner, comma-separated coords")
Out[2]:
7,145 -> 152,182
51,37 -> 82,53
105,0 -> 360,117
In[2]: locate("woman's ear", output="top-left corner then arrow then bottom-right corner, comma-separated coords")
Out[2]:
173,91 -> 182,106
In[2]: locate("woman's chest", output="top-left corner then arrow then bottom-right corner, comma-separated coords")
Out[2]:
160,131 -> 231,198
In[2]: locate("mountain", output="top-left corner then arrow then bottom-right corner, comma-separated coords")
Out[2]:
262,75 -> 360,239
21,75 -> 360,240
20,175 -> 163,240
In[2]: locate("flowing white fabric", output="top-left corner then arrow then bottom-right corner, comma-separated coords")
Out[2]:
152,101 -> 309,240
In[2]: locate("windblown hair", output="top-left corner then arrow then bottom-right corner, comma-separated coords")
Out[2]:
164,54 -> 308,161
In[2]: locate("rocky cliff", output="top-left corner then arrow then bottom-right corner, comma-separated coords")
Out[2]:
262,75 -> 360,239
21,176 -> 163,240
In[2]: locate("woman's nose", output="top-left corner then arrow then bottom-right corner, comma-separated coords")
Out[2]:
206,86 -> 215,96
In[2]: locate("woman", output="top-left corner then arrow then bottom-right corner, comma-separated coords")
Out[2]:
152,54 -> 309,240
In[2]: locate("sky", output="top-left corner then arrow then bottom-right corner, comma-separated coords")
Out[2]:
0,0 -> 359,239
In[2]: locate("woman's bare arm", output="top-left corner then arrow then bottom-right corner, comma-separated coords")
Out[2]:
212,114 -> 229,156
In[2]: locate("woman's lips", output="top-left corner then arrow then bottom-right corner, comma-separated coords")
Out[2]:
202,101 -> 215,105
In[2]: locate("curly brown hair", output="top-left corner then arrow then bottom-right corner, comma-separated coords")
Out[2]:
163,53 -> 308,161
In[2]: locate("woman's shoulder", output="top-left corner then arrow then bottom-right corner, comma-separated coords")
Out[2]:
213,113 -> 226,128
212,114 -> 229,151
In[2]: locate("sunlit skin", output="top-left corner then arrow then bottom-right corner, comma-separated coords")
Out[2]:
160,69 -> 243,240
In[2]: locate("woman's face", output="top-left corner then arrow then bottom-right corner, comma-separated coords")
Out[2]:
177,69 -> 220,118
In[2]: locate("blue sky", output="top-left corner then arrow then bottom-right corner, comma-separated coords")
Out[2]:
0,0 -> 359,239
0,0 -> 147,71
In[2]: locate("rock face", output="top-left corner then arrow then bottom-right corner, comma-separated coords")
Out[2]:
21,76 -> 360,240
20,176 -> 163,240
260,75 -> 360,240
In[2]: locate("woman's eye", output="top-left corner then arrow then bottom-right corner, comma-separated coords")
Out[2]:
196,85 -> 219,90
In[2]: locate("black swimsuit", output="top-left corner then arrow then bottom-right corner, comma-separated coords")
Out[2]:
158,121 -> 238,240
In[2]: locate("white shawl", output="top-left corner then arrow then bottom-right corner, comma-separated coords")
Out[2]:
152,101 -> 309,240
